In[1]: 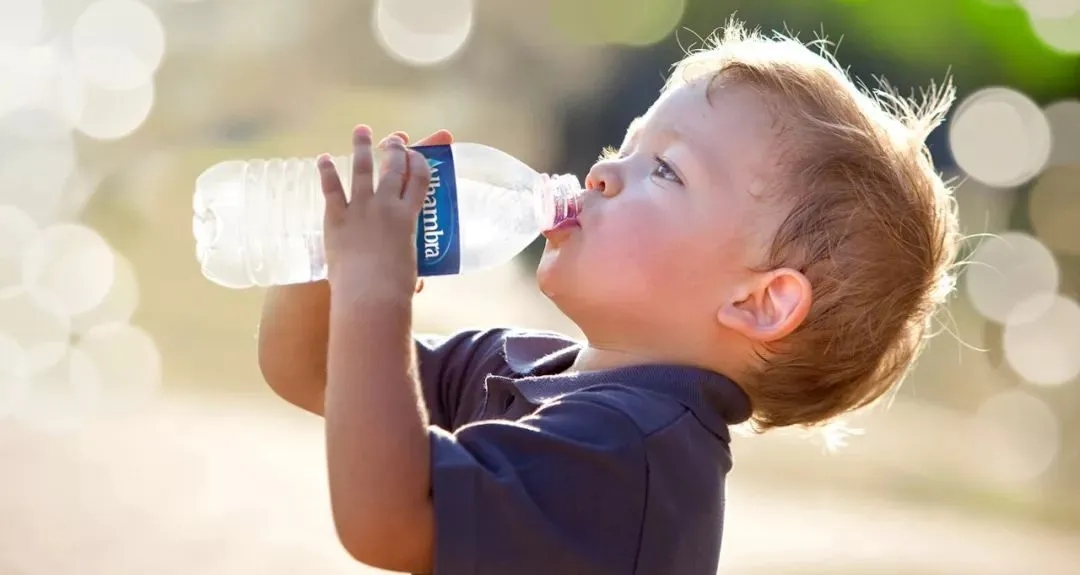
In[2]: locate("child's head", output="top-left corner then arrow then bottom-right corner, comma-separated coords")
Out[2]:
536,20 -> 961,430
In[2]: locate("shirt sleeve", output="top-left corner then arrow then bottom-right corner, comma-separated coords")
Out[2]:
427,391 -> 647,575
415,329 -> 507,430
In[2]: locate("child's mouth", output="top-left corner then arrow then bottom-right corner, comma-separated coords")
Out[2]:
541,216 -> 580,241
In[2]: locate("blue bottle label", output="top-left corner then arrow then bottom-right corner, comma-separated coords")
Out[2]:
412,144 -> 461,276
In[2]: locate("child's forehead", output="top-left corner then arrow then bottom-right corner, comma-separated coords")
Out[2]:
622,79 -> 780,176
626,79 -> 772,145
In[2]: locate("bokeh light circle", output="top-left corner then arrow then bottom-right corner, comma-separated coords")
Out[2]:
0,43 -> 60,118
0,109 -> 78,222
949,87 -> 1052,188
71,0 -> 166,90
0,103 -> 73,142
1029,166 -> 1080,255
18,348 -> 102,431
374,0 -> 474,66
615,0 -> 687,46
969,390 -> 1060,484
40,45 -> 89,131
0,288 -> 70,373
0,205 -> 39,290
1018,0 -> 1080,19
963,232 -> 1059,324
11,321 -> 161,428
70,252 -> 140,334
63,79 -> 155,141
1003,294 -> 1080,385
1030,12 -> 1080,54
21,223 -> 116,317
551,0 -> 685,46
73,322 -> 162,414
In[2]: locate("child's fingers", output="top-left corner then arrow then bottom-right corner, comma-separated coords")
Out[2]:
317,154 -> 347,224
350,125 -> 375,205
376,137 -> 410,204
403,149 -> 432,207
377,131 -> 410,149
376,131 -> 410,179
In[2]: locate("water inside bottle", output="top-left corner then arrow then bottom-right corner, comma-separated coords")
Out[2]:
455,176 -> 547,271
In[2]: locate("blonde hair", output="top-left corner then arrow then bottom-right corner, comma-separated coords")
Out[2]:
667,20 -> 961,430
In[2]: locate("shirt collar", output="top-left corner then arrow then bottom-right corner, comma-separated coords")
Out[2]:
498,331 -> 752,437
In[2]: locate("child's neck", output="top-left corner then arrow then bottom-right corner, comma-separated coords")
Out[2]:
568,335 -> 748,380
568,344 -> 663,374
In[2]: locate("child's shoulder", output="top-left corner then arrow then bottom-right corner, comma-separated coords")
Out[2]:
552,367 -> 747,446
425,326 -> 580,369
416,326 -> 574,363
472,326 -> 580,348
560,382 -> 691,439
422,326 -> 577,348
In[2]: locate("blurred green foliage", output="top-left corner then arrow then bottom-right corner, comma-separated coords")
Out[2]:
680,0 -> 1078,98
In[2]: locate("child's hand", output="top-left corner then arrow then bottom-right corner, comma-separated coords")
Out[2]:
319,125 -> 449,573
317,125 -> 438,302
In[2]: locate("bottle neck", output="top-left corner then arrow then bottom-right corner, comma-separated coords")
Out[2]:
545,173 -> 583,227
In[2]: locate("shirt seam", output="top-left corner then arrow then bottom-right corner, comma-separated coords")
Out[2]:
632,410 -> 695,575
631,446 -> 650,575
615,385 -> 732,443
585,396 -> 694,575
585,385 -> 694,439
576,396 -> 653,574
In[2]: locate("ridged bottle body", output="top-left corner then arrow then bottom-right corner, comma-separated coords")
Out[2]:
193,143 -> 580,289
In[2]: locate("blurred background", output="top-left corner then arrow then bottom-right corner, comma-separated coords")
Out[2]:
1,0 -> 1079,573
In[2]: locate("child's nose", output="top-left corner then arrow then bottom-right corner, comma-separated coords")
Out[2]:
585,161 -> 623,198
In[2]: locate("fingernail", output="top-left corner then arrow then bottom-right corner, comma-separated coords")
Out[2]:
376,134 -> 402,150
353,125 -> 372,142
316,153 -> 332,168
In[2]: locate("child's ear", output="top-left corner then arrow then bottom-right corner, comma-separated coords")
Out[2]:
717,268 -> 812,343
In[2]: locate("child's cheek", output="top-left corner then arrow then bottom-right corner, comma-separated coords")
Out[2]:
590,210 -> 667,278
608,200 -> 679,253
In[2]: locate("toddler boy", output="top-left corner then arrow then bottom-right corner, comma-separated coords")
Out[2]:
258,20 -> 959,575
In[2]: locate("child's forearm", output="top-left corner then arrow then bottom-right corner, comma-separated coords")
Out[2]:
258,282 -> 331,415
324,291 -> 434,572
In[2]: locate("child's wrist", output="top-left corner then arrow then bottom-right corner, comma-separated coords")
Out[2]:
329,280 -> 414,312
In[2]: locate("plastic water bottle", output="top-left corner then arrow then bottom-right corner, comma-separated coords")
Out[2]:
192,143 -> 582,289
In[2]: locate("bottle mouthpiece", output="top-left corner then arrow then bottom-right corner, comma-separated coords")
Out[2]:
548,173 -> 583,226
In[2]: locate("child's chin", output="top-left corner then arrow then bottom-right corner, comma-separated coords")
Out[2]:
535,249 -> 572,299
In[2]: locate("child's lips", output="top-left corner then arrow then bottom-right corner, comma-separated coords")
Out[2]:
541,216 -> 580,241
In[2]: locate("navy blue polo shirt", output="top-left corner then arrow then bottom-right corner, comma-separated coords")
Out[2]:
415,328 -> 751,575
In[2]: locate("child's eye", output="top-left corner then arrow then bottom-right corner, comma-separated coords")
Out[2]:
652,156 -> 683,185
